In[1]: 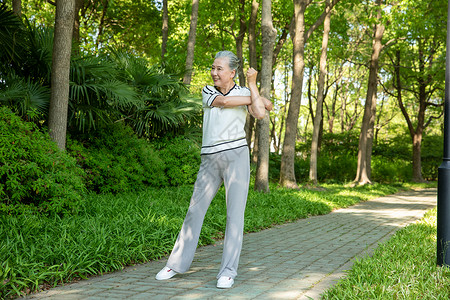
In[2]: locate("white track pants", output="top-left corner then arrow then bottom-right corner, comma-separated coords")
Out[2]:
166,146 -> 250,279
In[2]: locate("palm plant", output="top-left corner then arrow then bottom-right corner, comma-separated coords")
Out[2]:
68,55 -> 141,132
0,5 -> 52,122
0,3 -> 23,65
0,4 -> 200,138
0,74 -> 50,121
110,50 -> 201,138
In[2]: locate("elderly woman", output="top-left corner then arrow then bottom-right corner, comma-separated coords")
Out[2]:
156,51 -> 272,289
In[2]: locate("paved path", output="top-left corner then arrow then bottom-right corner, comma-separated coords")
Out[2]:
25,189 -> 437,300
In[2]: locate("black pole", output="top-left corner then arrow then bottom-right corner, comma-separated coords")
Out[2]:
437,0 -> 450,267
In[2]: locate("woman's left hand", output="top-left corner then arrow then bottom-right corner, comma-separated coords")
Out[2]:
263,97 -> 273,111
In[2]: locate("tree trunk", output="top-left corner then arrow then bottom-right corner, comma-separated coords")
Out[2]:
279,0 -> 308,189
277,100 -> 287,154
272,21 -> 290,69
327,87 -> 337,133
307,67 -> 315,122
255,0 -> 276,192
245,0 -> 259,149
270,116 -> 277,152
340,79 -> 346,133
276,58 -> 290,153
236,0 -> 247,87
48,0 -> 75,150
12,0 -> 21,16
411,40 -> 429,182
395,48 -> 426,183
412,132 -> 423,181
245,114 -> 256,149
95,0 -> 109,49
161,0 -> 169,62
252,130 -> 259,163
248,0 -> 259,70
374,96 -> 385,145
309,0 -> 331,184
365,81 -> 377,180
354,0 -> 384,185
182,0 -> 199,85
72,0 -> 83,43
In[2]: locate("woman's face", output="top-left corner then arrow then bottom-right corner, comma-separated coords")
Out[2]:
211,57 -> 235,89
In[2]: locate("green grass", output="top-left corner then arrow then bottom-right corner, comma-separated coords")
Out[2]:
322,207 -> 450,299
0,182 -> 420,298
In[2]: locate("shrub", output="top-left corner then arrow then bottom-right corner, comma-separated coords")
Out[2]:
371,157 -> 412,183
287,132 -> 433,184
317,153 -> 357,182
67,123 -> 167,193
320,132 -> 360,156
0,107 -> 85,215
152,136 -> 201,186
421,135 -> 442,181
373,135 -> 411,161
268,152 -> 357,184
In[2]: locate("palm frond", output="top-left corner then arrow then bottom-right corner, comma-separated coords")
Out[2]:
71,55 -> 119,82
130,95 -> 201,137
67,54 -> 143,132
0,3 -> 23,62
101,80 -> 141,110
0,75 -> 50,121
19,20 -> 54,82
68,102 -> 115,132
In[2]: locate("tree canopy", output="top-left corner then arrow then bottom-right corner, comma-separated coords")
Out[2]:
0,0 -> 446,184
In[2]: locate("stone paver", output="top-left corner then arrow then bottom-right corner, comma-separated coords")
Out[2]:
24,189 -> 436,299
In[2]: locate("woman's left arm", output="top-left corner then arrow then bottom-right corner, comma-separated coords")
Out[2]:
211,95 -> 272,111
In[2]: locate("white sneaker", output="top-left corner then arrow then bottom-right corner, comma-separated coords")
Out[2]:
217,276 -> 234,288
155,266 -> 177,280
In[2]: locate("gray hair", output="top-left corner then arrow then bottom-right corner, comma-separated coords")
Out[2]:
215,51 -> 240,79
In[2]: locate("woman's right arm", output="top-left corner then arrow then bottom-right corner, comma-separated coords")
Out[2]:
246,68 -> 266,120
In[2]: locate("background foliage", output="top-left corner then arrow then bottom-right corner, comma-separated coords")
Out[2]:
0,107 -> 85,215
67,123 -> 167,194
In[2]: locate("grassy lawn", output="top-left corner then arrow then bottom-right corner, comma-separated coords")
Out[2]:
322,206 -> 450,299
0,182 -> 431,298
